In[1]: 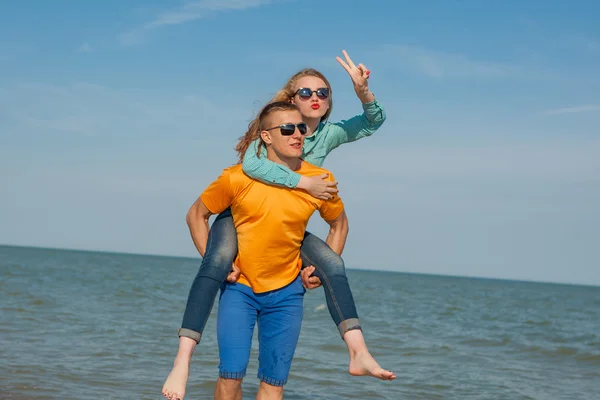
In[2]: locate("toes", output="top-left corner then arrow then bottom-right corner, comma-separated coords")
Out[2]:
375,368 -> 396,380
163,388 -> 185,400
166,392 -> 176,400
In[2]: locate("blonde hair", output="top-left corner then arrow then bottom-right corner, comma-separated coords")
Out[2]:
234,68 -> 333,162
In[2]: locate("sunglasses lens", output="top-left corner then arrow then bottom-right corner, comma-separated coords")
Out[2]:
316,88 -> 329,99
297,88 -> 312,99
279,124 -> 295,135
278,124 -> 307,135
297,88 -> 329,100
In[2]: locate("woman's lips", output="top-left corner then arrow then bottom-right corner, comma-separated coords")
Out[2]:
311,103 -> 320,110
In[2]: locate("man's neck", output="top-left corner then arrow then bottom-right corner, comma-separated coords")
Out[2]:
266,149 -> 302,171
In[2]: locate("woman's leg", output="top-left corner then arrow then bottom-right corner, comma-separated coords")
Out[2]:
179,208 -> 238,342
163,209 -> 238,400
300,231 -> 359,337
300,232 -> 396,381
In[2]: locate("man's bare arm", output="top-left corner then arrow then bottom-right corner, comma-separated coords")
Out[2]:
186,196 -> 214,257
324,210 -> 349,256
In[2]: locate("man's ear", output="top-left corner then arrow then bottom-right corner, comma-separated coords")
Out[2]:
260,130 -> 272,144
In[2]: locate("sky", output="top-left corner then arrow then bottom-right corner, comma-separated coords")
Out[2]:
1,0 -> 599,286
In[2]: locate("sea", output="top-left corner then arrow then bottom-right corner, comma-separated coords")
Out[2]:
1,245 -> 599,399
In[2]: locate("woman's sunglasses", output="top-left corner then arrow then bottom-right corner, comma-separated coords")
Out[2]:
294,87 -> 330,100
264,123 -> 308,136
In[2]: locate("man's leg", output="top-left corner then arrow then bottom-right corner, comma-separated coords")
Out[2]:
214,377 -> 243,400
163,209 -> 237,400
301,232 -> 396,381
256,277 -> 305,400
215,282 -> 258,400
256,382 -> 283,400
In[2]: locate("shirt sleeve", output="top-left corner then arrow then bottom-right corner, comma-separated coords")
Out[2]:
199,169 -> 235,215
241,138 -> 302,188
322,99 -> 387,154
318,172 -> 345,221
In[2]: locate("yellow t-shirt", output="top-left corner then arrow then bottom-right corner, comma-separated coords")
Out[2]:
200,162 -> 344,293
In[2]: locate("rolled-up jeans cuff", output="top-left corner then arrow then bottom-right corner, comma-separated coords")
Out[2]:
338,318 -> 361,338
178,328 -> 202,343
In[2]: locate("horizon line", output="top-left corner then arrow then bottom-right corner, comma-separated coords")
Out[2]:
1,243 -> 598,289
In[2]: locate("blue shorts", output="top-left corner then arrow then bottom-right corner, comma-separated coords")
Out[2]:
217,276 -> 305,386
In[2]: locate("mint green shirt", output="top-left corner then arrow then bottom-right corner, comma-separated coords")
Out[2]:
242,99 -> 386,187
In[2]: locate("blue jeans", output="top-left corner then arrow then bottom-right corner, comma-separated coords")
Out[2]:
178,208 -> 360,342
217,276 -> 305,386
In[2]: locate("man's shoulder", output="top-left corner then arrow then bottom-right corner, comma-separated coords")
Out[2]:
217,164 -> 255,191
221,163 -> 243,174
219,164 -> 247,180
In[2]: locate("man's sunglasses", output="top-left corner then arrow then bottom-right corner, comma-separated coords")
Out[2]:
294,87 -> 330,100
264,123 -> 308,136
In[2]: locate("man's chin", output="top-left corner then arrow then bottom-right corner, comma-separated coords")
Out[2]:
283,149 -> 303,159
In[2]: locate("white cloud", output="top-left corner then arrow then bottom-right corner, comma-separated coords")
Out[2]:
559,35 -> 600,54
544,104 -> 600,115
371,43 -> 600,86
119,0 -> 283,46
324,138 -> 600,189
379,44 -> 517,79
77,42 -> 92,53
146,0 -> 277,28
0,81 -> 248,139
117,30 -> 145,47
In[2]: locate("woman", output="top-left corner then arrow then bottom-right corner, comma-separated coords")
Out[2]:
163,51 -> 395,400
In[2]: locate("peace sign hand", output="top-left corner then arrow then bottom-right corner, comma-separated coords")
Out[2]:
336,49 -> 370,92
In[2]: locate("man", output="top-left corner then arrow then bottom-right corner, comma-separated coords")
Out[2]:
185,102 -> 348,400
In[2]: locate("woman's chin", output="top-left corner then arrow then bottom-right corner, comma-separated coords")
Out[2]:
306,109 -> 325,120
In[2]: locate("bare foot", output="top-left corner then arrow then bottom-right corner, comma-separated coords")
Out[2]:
162,359 -> 189,400
348,351 -> 396,381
